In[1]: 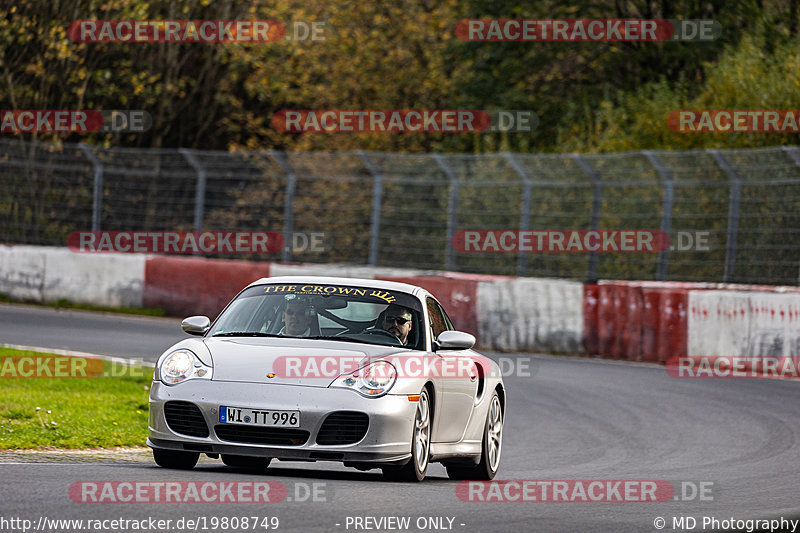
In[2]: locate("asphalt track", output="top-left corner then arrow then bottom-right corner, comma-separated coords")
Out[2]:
0,303 -> 184,361
1,303 -> 800,532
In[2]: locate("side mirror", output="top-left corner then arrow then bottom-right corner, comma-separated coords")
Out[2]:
435,330 -> 476,350
182,316 -> 210,336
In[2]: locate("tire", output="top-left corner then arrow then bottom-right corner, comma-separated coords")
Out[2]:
221,454 -> 271,471
152,448 -> 199,470
382,389 -> 431,482
446,391 -> 503,480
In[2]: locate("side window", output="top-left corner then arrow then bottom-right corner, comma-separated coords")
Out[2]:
426,297 -> 449,340
439,302 -> 455,331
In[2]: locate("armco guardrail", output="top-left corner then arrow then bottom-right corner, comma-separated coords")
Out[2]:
3,245 -> 800,360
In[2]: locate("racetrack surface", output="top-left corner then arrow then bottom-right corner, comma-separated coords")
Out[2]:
0,303 -> 183,361
2,304 -> 800,532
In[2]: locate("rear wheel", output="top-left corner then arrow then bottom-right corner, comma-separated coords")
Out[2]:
383,389 -> 431,482
221,454 -> 271,471
152,448 -> 199,470
446,392 -> 503,480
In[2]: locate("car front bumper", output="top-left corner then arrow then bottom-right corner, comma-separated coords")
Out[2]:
147,380 -> 417,465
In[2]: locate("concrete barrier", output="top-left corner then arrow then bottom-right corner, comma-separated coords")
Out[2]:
6,245 -> 800,361
596,284 -> 617,357
689,290 -> 800,358
476,277 -> 583,354
657,288 -> 689,361
0,245 -> 144,307
640,287 -> 661,362
269,263 -> 424,279
588,280 -> 800,363
582,283 -> 599,355
0,245 -> 48,301
143,255 -> 272,318
623,284 -> 644,361
42,248 -> 145,308
592,281 -> 692,361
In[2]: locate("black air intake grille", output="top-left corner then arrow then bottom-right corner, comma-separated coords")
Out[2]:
316,411 -> 369,445
214,425 -> 309,445
164,401 -> 210,438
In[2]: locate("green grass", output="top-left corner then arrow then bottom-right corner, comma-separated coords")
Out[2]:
0,293 -> 166,317
0,347 -> 153,449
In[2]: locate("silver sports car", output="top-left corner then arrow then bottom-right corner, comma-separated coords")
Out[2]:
147,276 -> 505,481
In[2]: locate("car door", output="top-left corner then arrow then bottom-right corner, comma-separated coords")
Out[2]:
427,297 -> 479,443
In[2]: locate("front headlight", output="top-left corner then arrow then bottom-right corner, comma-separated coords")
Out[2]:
329,360 -> 396,398
156,349 -> 212,385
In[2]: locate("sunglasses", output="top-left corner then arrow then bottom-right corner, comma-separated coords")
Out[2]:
384,316 -> 410,325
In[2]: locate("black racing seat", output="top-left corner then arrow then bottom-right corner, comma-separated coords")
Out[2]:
308,313 -> 322,336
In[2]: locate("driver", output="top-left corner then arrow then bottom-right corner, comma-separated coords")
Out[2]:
279,296 -> 314,337
382,304 -> 413,345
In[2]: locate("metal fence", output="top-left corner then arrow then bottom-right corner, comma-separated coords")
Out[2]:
2,138 -> 800,285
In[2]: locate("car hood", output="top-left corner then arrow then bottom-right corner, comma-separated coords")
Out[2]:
203,337 -> 410,386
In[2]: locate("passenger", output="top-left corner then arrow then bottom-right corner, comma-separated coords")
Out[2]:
279,297 -> 314,337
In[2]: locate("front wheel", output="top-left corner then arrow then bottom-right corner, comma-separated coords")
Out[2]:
383,389 -> 431,482
152,448 -> 199,470
446,391 -> 503,480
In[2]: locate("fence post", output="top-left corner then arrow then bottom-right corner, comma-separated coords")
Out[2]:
570,154 -> 602,281
708,149 -> 741,282
643,150 -> 674,281
781,146 -> 800,285
271,151 -> 295,263
358,151 -> 383,266
433,154 -> 459,272
179,149 -> 207,233
78,144 -> 103,232
503,153 -> 532,277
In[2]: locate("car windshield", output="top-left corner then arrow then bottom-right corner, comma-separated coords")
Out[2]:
210,283 -> 424,350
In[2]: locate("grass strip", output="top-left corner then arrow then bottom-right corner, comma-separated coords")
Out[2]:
0,347 -> 152,449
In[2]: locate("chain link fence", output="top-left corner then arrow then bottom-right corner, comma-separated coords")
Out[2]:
2,138 -> 799,285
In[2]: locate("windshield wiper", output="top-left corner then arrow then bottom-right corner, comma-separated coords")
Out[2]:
308,335 -> 376,345
211,332 -> 282,337
310,335 -> 411,348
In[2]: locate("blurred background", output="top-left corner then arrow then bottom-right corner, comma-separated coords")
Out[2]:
2,0 -> 800,284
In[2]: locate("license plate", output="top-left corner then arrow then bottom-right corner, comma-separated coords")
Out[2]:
219,406 -> 300,427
